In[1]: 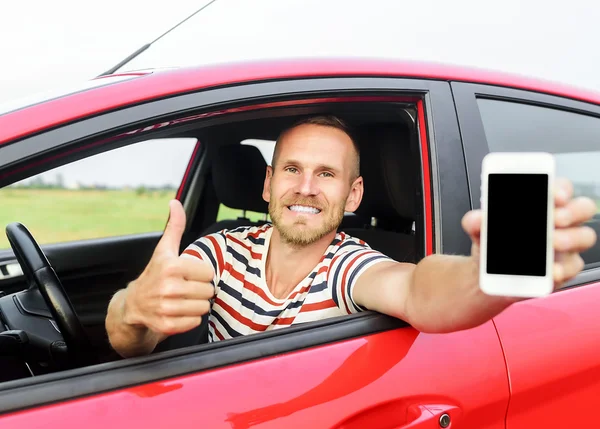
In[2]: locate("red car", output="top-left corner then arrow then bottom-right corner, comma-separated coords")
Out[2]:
0,58 -> 599,428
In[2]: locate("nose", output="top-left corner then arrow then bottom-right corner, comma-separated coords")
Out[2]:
295,171 -> 319,196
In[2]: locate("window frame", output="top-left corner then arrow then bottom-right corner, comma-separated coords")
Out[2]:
0,76 -> 464,413
0,77 -> 467,257
452,81 -> 600,281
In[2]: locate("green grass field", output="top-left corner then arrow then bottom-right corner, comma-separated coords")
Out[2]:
0,188 -> 266,249
0,188 -> 598,250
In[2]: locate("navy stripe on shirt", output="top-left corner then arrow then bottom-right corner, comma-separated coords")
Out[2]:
228,246 -> 261,277
345,254 -> 389,312
211,308 -> 244,338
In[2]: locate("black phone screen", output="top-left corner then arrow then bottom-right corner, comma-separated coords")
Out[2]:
486,173 -> 549,276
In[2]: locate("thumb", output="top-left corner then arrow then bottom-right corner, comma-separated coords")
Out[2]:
156,199 -> 187,256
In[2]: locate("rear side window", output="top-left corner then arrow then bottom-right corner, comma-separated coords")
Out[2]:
476,98 -> 600,267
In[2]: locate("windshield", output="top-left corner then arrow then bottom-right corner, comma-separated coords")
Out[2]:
0,74 -> 144,116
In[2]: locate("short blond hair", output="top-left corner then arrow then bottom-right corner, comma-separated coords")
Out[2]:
273,115 -> 360,180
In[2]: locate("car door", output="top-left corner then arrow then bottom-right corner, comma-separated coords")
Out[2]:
453,81 -> 600,428
0,71 -> 509,428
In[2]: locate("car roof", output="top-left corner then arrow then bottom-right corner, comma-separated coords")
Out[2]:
2,57 -> 600,146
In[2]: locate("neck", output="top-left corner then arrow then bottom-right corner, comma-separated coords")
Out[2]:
265,227 -> 336,299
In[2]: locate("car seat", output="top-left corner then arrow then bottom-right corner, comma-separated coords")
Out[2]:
342,123 -> 419,263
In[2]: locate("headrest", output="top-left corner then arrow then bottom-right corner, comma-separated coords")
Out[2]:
212,144 -> 269,214
354,123 -> 416,223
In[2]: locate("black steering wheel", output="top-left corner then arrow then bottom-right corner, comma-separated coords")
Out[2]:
5,222 -> 92,365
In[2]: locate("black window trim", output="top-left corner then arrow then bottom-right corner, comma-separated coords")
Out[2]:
0,76 -> 467,414
1,77 -> 433,170
451,81 -> 600,279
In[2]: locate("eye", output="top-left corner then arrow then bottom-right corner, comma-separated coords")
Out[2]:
319,171 -> 334,178
285,167 -> 298,174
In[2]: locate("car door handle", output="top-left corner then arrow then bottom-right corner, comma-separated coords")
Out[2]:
331,400 -> 460,429
0,261 -> 23,280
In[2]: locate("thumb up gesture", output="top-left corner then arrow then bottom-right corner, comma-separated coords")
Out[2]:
123,200 -> 215,335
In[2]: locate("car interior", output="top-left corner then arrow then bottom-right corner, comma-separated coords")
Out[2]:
0,99 -> 426,382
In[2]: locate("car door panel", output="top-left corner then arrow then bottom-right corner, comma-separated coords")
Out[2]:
0,323 -> 508,429
0,233 -> 161,355
42,233 -> 161,320
0,72 -> 511,426
493,281 -> 600,428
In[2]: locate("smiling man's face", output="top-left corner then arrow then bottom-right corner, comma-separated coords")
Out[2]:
263,121 -> 363,246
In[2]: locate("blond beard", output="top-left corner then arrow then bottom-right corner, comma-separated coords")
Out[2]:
268,196 -> 345,246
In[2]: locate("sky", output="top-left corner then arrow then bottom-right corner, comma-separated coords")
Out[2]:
1,0 -> 600,187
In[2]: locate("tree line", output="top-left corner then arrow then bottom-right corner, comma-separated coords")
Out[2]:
9,174 -> 177,193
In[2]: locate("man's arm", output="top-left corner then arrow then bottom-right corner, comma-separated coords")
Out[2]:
105,200 -> 216,358
352,255 -> 510,333
353,180 -> 598,333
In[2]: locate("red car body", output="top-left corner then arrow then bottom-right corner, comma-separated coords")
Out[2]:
0,58 -> 599,428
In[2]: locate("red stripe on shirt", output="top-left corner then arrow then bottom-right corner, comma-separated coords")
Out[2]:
227,234 -> 262,261
329,253 -> 345,273
215,297 -> 270,332
340,251 -> 379,313
272,316 -> 296,326
248,227 -> 268,239
225,263 -> 313,305
287,284 -> 312,301
316,265 -> 328,276
182,249 -> 203,260
209,320 -> 225,341
207,235 -> 224,276
226,264 -> 281,306
300,299 -> 337,312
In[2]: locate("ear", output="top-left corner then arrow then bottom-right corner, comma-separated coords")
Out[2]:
262,165 -> 273,203
344,176 -> 364,213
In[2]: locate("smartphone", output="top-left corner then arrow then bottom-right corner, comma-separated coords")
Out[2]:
479,152 -> 555,297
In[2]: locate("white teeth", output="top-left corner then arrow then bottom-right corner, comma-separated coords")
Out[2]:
289,205 -> 320,214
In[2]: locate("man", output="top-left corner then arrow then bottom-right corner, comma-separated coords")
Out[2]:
105,115 -> 598,358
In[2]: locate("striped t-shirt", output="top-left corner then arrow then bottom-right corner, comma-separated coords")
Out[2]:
180,223 -> 392,342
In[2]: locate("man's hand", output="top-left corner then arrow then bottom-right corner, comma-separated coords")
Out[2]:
354,177 -> 598,335
462,177 -> 598,293
122,199 -> 215,336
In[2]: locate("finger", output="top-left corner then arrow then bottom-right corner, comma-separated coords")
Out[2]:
158,298 -> 211,317
151,316 -> 203,336
183,281 -> 216,300
555,197 -> 598,228
553,253 -> 585,285
179,258 -> 215,282
160,280 -> 215,299
462,210 -> 482,243
553,226 -> 597,253
155,199 -> 187,256
554,177 -> 574,208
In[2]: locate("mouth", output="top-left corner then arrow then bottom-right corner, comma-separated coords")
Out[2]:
287,205 -> 322,215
